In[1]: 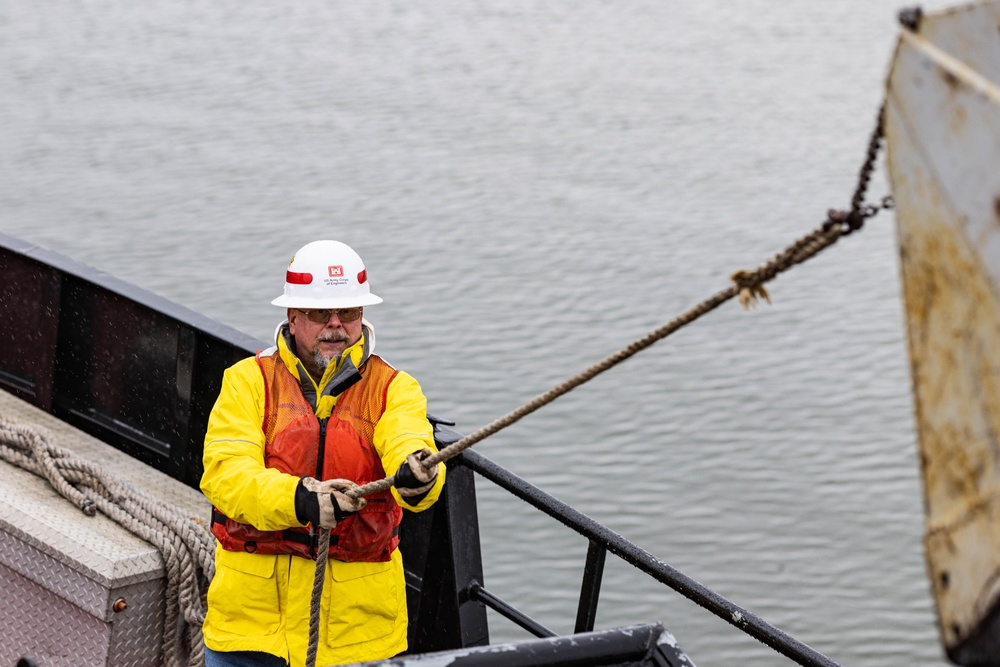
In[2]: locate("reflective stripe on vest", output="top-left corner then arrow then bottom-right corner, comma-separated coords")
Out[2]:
211,351 -> 403,562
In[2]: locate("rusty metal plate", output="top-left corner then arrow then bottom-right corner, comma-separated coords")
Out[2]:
884,1 -> 1000,663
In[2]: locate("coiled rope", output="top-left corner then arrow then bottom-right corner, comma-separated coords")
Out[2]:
297,107 -> 894,667
0,419 -> 215,667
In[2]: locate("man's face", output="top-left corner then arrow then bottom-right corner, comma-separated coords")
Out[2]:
288,307 -> 364,379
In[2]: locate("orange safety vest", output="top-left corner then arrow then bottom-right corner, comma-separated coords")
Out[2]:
211,350 -> 403,562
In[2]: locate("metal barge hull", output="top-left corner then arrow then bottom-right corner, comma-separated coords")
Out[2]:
885,1 -> 1000,662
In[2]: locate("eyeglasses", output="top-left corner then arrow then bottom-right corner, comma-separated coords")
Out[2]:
296,307 -> 363,324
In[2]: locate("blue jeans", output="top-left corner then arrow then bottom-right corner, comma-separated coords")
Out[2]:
205,648 -> 288,667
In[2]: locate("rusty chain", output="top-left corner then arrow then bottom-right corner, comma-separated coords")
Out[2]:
825,104 -> 893,236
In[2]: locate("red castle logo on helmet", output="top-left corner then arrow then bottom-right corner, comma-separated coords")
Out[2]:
328,265 -> 344,278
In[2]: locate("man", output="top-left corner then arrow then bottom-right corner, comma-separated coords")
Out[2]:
201,240 -> 445,667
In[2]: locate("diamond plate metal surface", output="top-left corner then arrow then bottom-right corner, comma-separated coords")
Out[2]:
106,579 -> 168,667
0,527 -> 112,620
0,389 -> 212,666
0,560 -> 112,667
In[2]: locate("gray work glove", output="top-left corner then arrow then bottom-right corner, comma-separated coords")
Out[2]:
394,448 -> 439,499
296,477 -> 367,530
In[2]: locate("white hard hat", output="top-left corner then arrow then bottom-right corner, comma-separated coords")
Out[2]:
271,240 -> 383,309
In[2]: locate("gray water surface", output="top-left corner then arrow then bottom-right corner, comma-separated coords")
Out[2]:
0,1 -> 962,664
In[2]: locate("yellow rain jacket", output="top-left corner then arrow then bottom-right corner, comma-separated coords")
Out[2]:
200,321 -> 444,666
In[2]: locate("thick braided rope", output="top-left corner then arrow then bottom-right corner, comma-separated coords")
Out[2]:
347,221 -> 845,502
303,220 -> 863,665
306,531 -> 331,667
297,220 -> 848,666
0,419 -> 215,667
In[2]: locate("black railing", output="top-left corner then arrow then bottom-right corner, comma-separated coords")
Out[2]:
467,583 -> 557,638
449,439 -> 840,667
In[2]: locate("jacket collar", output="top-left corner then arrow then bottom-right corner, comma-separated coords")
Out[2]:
274,320 -> 375,407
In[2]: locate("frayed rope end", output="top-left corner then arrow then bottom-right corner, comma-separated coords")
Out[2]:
730,270 -> 772,310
